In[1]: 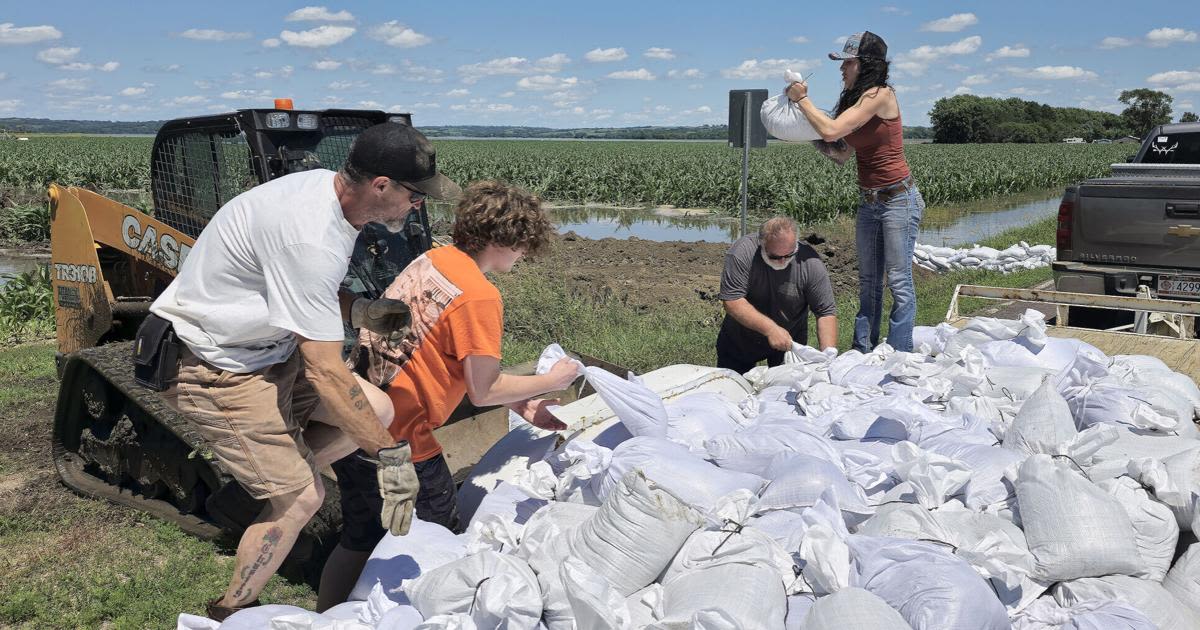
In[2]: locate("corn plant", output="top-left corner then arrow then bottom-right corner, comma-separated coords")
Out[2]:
0,265 -> 53,332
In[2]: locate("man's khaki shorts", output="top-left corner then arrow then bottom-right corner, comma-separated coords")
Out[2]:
164,348 -> 324,500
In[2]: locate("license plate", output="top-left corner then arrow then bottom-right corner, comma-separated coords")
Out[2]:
1159,275 -> 1200,299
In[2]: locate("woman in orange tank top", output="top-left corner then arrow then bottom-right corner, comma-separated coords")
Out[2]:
786,31 -> 925,353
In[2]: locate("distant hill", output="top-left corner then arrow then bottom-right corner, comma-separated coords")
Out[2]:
0,117 -> 933,141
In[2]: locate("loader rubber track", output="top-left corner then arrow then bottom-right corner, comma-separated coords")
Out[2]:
52,341 -> 342,586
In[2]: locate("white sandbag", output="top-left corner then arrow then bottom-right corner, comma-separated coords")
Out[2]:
912,324 -> 957,355
759,71 -> 821,143
325,584 -> 403,626
582,366 -> 668,438
1164,543 -> 1200,616
848,535 -> 1010,630
626,585 -> 664,628
570,471 -> 703,596
891,441 -> 972,510
177,614 -> 219,630
458,423 -> 560,525
1054,575 -> 1200,630
705,424 -> 840,476
404,550 -> 542,630
467,480 -> 547,533
978,340 -> 1046,369
662,525 -> 795,591
943,310 -> 1048,356
1098,476 -> 1179,581
217,606 -> 339,630
520,506 -> 597,630
413,614 -> 475,630
758,453 -> 872,521
919,435 -> 1020,512
1005,379 -> 1078,457
749,509 -> 809,550
658,562 -> 787,629
1071,381 -> 1184,433
514,502 -> 598,562
1036,337 -> 1105,372
559,557 -> 632,630
1012,596 -> 1157,630
784,595 -> 816,630
1016,454 -> 1142,581
374,605 -> 424,630
982,366 -> 1057,400
1115,365 -> 1200,416
802,587 -> 913,630
350,519 -> 467,603
1091,428 -> 1200,468
664,391 -> 749,453
596,436 -> 766,512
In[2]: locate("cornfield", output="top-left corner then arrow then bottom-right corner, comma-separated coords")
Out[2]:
1,136 -> 1131,223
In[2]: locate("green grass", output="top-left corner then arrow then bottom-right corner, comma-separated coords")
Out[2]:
0,341 -> 57,407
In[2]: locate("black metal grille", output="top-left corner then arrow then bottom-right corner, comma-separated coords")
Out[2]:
314,115 -> 377,171
150,130 -> 255,239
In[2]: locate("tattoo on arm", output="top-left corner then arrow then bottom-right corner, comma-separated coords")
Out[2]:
348,383 -> 366,411
231,526 -> 283,603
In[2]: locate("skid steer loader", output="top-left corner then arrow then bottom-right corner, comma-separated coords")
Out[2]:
46,104 -> 621,584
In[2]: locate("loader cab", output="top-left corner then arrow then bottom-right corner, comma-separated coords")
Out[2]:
149,108 -> 433,293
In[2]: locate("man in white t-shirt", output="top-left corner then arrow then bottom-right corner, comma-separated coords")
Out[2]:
144,123 -> 460,620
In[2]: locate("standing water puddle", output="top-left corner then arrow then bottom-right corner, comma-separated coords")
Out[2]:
917,188 -> 1063,247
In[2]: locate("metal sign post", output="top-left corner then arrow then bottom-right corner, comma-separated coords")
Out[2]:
728,90 -> 768,237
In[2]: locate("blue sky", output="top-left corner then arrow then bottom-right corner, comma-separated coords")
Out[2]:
1,1 -> 1197,127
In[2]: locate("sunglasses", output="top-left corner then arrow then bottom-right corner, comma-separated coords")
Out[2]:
765,249 -> 798,261
396,181 -> 427,204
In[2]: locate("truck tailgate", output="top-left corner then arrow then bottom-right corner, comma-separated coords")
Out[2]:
1072,178 -> 1200,270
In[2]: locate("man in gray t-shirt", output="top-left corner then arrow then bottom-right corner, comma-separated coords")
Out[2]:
717,216 -> 838,374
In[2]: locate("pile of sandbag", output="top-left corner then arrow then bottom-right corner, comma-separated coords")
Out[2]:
914,241 -> 1056,274
178,311 -> 1200,629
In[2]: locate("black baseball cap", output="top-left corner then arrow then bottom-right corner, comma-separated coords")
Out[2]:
829,31 -> 888,61
347,122 -> 461,200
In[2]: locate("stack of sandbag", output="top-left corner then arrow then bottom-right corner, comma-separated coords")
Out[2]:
913,241 -> 1056,274
176,319 -> 1200,629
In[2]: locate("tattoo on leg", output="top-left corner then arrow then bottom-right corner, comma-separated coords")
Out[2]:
231,526 -> 283,603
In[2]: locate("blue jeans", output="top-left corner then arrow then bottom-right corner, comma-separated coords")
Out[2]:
854,182 -> 924,353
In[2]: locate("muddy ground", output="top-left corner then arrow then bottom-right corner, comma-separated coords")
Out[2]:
431,218 -> 861,311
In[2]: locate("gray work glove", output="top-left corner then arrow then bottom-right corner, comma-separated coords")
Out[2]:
376,441 -> 418,536
351,297 -> 411,341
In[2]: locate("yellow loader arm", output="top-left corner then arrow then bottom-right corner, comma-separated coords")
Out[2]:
49,185 -> 195,354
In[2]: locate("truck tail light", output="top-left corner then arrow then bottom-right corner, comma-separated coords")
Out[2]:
1056,199 -> 1074,253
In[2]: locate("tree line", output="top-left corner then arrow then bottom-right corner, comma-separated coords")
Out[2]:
930,90 -> 1197,144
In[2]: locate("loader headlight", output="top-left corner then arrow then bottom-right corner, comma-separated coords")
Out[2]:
297,113 -> 319,130
266,112 -> 291,128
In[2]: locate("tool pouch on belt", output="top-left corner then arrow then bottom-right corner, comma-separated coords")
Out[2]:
132,313 -> 180,391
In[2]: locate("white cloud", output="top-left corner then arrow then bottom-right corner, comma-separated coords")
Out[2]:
922,13 -> 978,32
516,75 -> 579,91
962,74 -> 991,85
667,68 -> 705,79
1147,70 -> 1200,86
986,45 -> 1029,61
644,47 -> 675,60
456,55 -> 570,83
120,86 -> 147,96
1008,86 -> 1051,97
722,58 -> 815,80
180,29 -> 251,42
1146,28 -> 1198,47
220,89 -> 271,100
585,47 -> 627,62
369,21 -> 431,48
285,6 -> 355,22
1099,36 -> 1134,49
262,38 -> 281,48
834,35 -> 849,45
411,102 -> 440,109
328,80 -> 367,90
56,59 -> 119,72
0,23 -> 62,45
365,61 -> 443,82
607,68 -> 656,80
892,85 -> 915,93
310,59 -> 342,70
1008,65 -> 1098,80
446,88 -> 470,97
790,36 -> 809,44
895,35 -> 983,75
280,25 -> 355,47
0,99 -> 21,113
48,77 -> 88,91
98,61 -> 119,72
167,95 -> 207,106
952,86 -> 973,95
0,72 -> 6,81
498,91 -> 515,98
37,46 -> 79,64
358,100 -> 383,109
144,63 -> 182,72
881,6 -> 909,14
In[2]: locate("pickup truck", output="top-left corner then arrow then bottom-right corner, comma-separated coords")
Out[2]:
1053,122 -> 1200,328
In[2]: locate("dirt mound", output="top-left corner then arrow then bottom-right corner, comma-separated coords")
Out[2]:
513,231 -> 858,311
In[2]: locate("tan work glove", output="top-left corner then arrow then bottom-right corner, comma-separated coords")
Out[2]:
375,441 -> 418,536
351,298 -> 411,341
